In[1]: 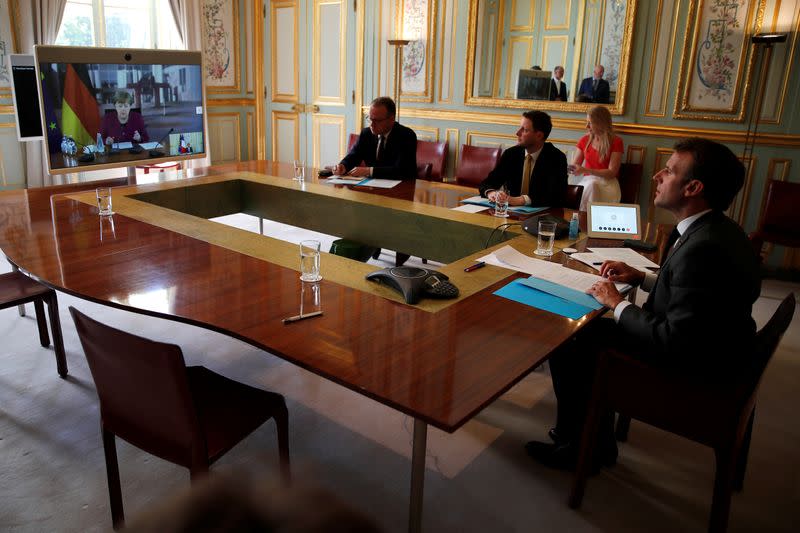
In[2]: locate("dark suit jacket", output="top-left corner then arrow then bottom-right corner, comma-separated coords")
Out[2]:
478,143 -> 567,207
549,79 -> 567,101
618,211 -> 761,376
339,123 -> 417,179
577,77 -> 610,103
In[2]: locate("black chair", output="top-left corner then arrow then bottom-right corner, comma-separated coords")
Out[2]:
569,293 -> 796,533
564,185 -> 584,210
0,268 -> 67,377
70,307 -> 290,530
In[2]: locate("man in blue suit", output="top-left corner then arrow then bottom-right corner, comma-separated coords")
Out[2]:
577,65 -> 610,104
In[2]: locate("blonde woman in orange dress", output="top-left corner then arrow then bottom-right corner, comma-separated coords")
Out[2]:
569,105 -> 624,211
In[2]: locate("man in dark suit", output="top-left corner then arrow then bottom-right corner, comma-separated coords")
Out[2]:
577,64 -> 610,104
526,138 -> 761,470
478,110 -> 567,207
549,66 -> 567,101
334,96 -> 417,180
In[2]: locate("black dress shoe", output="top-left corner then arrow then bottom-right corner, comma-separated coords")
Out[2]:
525,440 -> 617,472
548,427 -> 567,445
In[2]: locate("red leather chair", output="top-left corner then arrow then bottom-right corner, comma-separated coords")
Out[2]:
347,132 -> 359,152
70,307 -> 290,530
749,179 -> 800,261
0,268 -> 67,377
570,293 -> 796,533
454,144 -> 502,188
416,140 -> 448,181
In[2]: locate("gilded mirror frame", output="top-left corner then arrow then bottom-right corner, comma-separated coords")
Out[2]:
464,0 -> 638,115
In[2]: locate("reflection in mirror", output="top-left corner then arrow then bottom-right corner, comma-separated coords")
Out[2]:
466,0 -> 637,112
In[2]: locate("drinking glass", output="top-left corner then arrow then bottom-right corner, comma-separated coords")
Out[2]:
96,187 -> 113,216
535,221 -> 557,256
293,160 -> 306,181
493,187 -> 509,218
300,240 -> 322,282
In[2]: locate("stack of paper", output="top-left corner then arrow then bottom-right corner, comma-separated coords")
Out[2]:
570,247 -> 659,272
459,196 -> 549,215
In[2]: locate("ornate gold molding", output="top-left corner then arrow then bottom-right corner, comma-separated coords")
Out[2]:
254,0 -> 265,159
206,0 -> 241,94
271,110 -> 300,162
406,124 -> 439,142
207,112 -> 242,163
396,0 -> 438,103
271,1 -> 299,103
207,98 -> 257,107
626,145 -> 647,165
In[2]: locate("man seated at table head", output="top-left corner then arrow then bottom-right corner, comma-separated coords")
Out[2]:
333,96 -> 417,180
526,137 -> 761,471
478,110 -> 567,207
577,65 -> 610,104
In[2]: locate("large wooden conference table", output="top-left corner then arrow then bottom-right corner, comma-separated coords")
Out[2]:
0,161 -> 650,532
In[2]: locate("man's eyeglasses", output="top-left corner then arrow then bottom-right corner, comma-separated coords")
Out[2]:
368,116 -> 391,124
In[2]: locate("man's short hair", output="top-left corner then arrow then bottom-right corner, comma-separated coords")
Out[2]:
673,137 -> 745,211
370,96 -> 396,117
521,110 -> 553,140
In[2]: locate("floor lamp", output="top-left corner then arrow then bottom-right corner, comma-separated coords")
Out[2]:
742,33 -> 787,164
387,39 -> 410,118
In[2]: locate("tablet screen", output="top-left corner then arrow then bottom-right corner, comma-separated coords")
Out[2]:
587,202 -> 641,239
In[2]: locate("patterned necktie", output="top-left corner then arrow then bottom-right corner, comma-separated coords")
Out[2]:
521,153 -> 534,196
376,135 -> 385,163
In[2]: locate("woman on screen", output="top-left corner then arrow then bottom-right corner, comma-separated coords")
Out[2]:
569,105 -> 623,211
101,90 -> 149,145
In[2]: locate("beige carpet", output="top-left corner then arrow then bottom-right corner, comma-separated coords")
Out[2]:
1,215 -> 798,532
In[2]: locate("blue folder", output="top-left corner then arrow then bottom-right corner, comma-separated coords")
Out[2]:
493,278 -> 595,319
460,197 -> 549,215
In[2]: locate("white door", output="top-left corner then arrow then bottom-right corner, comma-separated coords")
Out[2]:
267,0 -> 357,168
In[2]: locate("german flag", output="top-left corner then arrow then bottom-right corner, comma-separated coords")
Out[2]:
61,64 -> 100,148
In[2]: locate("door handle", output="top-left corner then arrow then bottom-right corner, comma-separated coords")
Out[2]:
291,104 -> 320,113
309,105 -> 320,113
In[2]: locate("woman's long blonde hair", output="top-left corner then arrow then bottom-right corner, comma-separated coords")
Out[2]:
587,105 -> 614,161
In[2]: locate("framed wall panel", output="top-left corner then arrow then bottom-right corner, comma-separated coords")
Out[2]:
203,0 -> 241,93
312,114 -> 345,169
272,110 -> 300,164
208,112 -> 242,163
465,131 -> 517,150
271,2 -> 299,103
674,0 -> 766,121
626,145 -> 646,164
644,0 -> 681,116
542,35 -> 568,72
510,0 -> 534,31
437,0 -> 457,103
313,0 -> 346,105
405,124 -> 439,141
397,0 -> 438,102
503,36 -> 534,98
759,0 -> 799,124
445,127 -> 459,181
545,0 -> 571,30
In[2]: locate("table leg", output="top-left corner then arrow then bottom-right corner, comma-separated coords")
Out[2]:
11,264 -> 25,317
408,418 -> 427,533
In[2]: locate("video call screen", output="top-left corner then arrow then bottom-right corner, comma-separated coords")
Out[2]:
38,60 -> 205,169
589,204 -> 639,234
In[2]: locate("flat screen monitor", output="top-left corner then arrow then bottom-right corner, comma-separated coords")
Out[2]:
516,69 -> 551,100
34,45 -> 206,175
9,54 -> 44,141
586,202 -> 641,240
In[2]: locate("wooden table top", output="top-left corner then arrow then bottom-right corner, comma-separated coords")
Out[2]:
0,161 -> 660,432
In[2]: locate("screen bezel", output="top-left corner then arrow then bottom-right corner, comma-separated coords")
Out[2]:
586,202 -> 642,240
34,45 -> 207,175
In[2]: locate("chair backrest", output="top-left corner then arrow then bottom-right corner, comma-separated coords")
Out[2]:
347,133 -> 359,153
754,179 -> 800,247
455,144 -> 503,188
416,140 -> 448,181
618,162 -> 643,204
748,293 -> 796,391
69,307 -> 201,461
564,185 -> 584,210
417,162 -> 433,180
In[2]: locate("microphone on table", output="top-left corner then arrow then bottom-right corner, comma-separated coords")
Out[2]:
149,128 -> 174,157
69,139 -> 96,163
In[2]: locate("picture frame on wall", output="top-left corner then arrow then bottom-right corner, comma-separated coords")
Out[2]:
202,0 -> 241,93
674,0 -> 766,121
398,0 -> 437,103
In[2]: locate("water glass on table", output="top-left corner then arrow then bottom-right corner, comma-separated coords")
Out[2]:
535,220 -> 556,256
96,187 -> 113,216
300,240 -> 322,282
293,160 -> 306,181
493,187 -> 509,218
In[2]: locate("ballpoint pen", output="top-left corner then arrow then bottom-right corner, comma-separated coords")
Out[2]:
282,311 -> 323,324
464,261 -> 486,272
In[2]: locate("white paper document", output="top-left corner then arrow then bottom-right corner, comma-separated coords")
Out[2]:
138,141 -> 162,150
479,245 -> 629,293
325,177 -> 367,185
587,247 -> 660,269
113,142 -> 133,149
451,203 -> 489,213
360,179 -> 401,188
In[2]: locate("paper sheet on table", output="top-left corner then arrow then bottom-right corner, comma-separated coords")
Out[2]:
325,177 -> 370,185
113,142 -> 133,149
460,195 -> 493,208
452,203 -> 489,213
138,141 -> 162,150
357,179 -> 401,188
588,247 -> 660,268
478,245 -> 629,293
